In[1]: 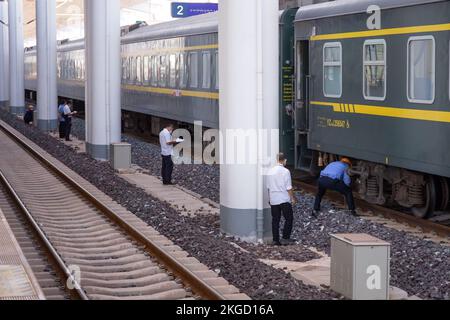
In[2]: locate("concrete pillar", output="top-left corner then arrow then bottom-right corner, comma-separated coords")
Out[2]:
8,0 -> 24,114
0,0 -> 8,108
219,0 -> 279,242
36,0 -> 58,130
84,0 -> 121,160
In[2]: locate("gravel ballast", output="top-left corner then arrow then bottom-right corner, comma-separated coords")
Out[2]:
5,113 -> 449,300
291,195 -> 450,300
71,118 -> 220,203
0,110 -> 338,300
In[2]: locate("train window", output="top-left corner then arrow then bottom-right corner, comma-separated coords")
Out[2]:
151,56 -> 158,86
202,52 -> 212,89
136,56 -> 142,84
215,51 -> 219,90
131,57 -> 136,82
124,57 -> 129,81
179,54 -> 187,88
323,42 -> 342,98
159,55 -> 167,87
143,56 -> 149,82
169,54 -> 177,88
407,36 -> 435,104
363,40 -> 386,101
189,52 -> 199,88
122,58 -> 126,81
71,60 -> 75,80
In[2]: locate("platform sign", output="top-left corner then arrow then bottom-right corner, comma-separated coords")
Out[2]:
171,2 -> 218,18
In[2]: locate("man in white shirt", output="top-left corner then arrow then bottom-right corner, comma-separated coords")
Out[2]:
159,124 -> 177,185
63,101 -> 77,141
267,153 -> 297,246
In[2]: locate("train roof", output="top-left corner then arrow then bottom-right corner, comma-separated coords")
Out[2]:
295,0 -> 445,22
121,12 -> 218,44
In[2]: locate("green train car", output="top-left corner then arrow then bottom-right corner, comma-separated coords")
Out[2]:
292,0 -> 450,218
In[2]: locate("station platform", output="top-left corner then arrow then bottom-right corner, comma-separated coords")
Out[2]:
0,208 -> 45,300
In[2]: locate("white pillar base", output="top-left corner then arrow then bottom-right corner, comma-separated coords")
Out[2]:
220,207 -> 273,243
37,119 -> 58,131
86,143 -> 110,161
9,105 -> 25,115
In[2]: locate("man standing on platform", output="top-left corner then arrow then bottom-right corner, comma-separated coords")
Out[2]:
267,153 -> 297,246
58,100 -> 67,139
159,124 -> 178,185
63,101 -> 77,142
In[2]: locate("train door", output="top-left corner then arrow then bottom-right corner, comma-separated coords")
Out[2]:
295,40 -> 317,173
279,8 -> 299,166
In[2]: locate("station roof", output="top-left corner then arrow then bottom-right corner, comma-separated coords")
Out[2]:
122,12 -> 218,43
22,0 -> 218,46
295,0 -> 446,22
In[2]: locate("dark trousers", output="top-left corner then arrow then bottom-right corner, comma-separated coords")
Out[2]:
271,203 -> 294,243
161,155 -> 174,184
59,121 -> 66,138
65,118 -> 72,141
314,176 -> 356,212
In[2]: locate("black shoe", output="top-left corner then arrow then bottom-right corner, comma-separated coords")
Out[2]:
311,210 -> 320,218
351,210 -> 360,217
282,239 -> 297,245
273,241 -> 283,247
163,182 -> 175,186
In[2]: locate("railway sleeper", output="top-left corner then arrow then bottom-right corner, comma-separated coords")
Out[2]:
81,273 -> 172,289
83,281 -> 183,297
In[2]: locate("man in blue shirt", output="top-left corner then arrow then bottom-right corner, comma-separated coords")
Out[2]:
313,158 -> 357,217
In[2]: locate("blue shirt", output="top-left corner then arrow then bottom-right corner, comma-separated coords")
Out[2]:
58,104 -> 65,122
320,161 -> 351,186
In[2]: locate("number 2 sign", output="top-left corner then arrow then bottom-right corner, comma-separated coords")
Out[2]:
171,2 -> 218,18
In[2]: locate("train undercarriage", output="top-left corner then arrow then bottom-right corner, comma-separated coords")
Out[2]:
26,91 -> 449,220
313,152 -> 450,219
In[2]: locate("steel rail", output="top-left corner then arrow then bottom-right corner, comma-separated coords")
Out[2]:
0,121 -> 226,300
294,179 -> 450,239
0,170 -> 88,300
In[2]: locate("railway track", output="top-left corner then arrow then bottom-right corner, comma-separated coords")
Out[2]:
293,177 -> 450,240
0,184 -> 72,300
0,120 -> 228,300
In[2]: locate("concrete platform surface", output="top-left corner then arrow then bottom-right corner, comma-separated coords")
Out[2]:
0,208 -> 45,300
121,173 -> 219,217
261,251 -> 420,300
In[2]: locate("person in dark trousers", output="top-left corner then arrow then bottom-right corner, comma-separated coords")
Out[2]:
58,100 -> 67,139
267,153 -> 297,246
313,158 -> 358,217
63,102 -> 77,141
159,124 -> 178,185
24,105 -> 34,125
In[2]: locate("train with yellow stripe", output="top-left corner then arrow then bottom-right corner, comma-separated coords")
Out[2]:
23,0 -> 450,219
24,12 -> 220,135
292,0 -> 450,218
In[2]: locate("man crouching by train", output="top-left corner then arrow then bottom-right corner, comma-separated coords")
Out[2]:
312,158 -> 358,218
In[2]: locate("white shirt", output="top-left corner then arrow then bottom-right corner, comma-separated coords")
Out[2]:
267,164 -> 293,206
160,128 -> 174,156
63,104 -> 72,117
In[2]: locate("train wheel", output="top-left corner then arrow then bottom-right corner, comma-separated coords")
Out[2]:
436,177 -> 449,212
411,176 -> 437,219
